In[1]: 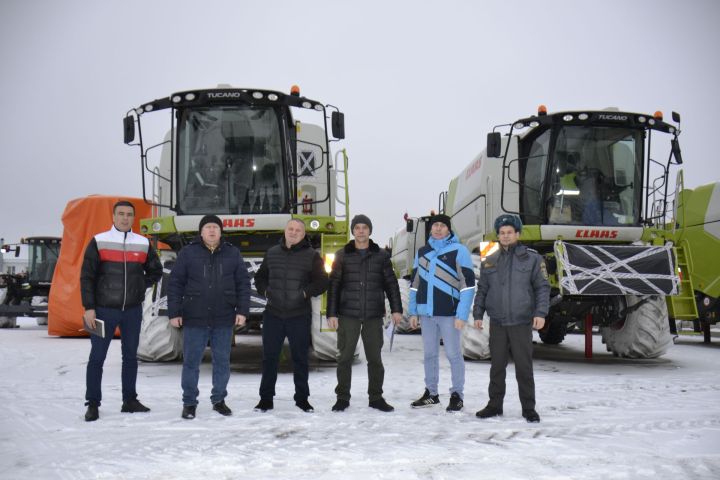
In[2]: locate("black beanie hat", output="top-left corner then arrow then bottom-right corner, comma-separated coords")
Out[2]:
199,214 -> 223,232
429,214 -> 452,231
351,214 -> 372,234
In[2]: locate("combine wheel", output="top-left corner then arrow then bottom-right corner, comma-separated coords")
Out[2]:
137,252 -> 183,362
601,295 -> 672,358
461,320 -> 490,360
538,321 -> 567,345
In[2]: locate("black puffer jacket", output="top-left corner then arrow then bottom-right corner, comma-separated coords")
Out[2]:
326,240 -> 402,320
166,238 -> 251,327
254,237 -> 328,319
80,226 -> 163,310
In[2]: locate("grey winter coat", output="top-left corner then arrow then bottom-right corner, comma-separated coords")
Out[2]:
473,244 -> 550,326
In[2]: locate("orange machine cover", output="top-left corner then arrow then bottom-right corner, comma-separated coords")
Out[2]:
47,196 -> 153,336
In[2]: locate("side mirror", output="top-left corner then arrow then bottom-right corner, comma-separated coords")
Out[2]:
486,132 -> 502,158
331,111 -> 345,140
672,111 -> 681,123
406,218 -> 415,233
671,138 -> 683,165
123,116 -> 136,144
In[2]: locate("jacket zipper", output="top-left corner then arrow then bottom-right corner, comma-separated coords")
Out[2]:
122,231 -> 128,311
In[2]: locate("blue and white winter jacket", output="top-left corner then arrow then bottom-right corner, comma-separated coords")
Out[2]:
409,234 -> 475,320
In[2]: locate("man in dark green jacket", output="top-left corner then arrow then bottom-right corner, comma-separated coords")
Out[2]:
326,214 -> 403,412
473,214 -> 550,423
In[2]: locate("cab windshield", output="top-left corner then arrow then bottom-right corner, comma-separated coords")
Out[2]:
177,106 -> 287,214
538,126 -> 643,226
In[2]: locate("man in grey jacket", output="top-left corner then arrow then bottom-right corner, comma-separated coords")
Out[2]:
473,214 -> 550,423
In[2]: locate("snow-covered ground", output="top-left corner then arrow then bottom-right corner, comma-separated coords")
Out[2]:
1,318 -> 719,480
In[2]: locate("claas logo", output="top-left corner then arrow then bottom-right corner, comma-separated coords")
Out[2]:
223,218 -> 256,228
575,229 -> 618,239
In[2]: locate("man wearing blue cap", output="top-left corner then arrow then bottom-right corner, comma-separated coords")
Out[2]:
473,214 -> 550,423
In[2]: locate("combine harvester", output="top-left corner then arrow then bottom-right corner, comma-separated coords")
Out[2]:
123,85 -> 350,361
392,106 -> 711,359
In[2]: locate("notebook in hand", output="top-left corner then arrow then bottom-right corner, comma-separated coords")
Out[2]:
83,318 -> 106,338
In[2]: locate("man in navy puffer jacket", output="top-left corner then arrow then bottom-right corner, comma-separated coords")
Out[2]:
168,215 -> 250,420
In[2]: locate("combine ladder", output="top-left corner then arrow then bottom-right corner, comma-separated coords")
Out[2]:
668,241 -> 699,321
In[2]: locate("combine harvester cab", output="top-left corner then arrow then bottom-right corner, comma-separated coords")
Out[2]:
441,106 -> 692,359
123,85 -> 350,361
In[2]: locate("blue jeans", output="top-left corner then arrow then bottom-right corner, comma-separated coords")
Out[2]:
181,325 -> 234,406
420,315 -> 465,398
259,311 -> 311,401
85,305 -> 142,406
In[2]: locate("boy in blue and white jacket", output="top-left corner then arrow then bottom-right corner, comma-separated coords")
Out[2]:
408,214 -> 475,412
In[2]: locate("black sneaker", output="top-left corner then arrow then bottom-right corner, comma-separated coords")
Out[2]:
411,389 -> 440,408
254,398 -> 274,412
121,399 -> 150,413
446,392 -> 463,412
369,398 -> 395,412
84,404 -> 99,422
522,409 -> 540,423
181,405 -> 196,420
295,399 -> 314,412
332,399 -> 350,412
476,405 -> 503,419
212,400 -> 232,416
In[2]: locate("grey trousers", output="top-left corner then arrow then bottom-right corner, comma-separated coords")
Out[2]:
335,317 -> 385,402
488,323 -> 536,411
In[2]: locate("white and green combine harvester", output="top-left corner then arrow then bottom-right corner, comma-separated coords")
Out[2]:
398,106 -> 700,359
122,85 -> 350,361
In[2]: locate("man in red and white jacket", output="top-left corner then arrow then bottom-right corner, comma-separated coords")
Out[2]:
80,201 -> 162,422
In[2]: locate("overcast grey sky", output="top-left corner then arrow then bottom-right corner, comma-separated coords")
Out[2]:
1,0 -> 718,246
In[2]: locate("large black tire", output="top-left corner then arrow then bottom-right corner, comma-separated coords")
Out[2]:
539,321 -> 567,345
137,252 -> 183,362
601,295 -> 672,358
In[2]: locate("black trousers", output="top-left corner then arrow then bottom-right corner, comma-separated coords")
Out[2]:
335,317 -> 385,402
488,323 -> 535,411
259,311 -> 311,401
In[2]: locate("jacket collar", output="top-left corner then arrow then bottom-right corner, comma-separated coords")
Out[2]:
343,239 -> 380,254
428,233 -> 458,251
280,235 -> 311,252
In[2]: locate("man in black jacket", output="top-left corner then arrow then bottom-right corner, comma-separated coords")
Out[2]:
168,215 -> 251,420
253,219 -> 329,413
327,214 -> 403,412
80,201 -> 163,422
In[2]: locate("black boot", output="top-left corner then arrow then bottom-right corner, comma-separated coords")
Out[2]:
295,399 -> 314,412
369,398 -> 394,412
213,400 -> 232,416
254,398 -> 274,412
84,404 -> 99,422
522,409 -> 540,423
476,405 -> 503,419
121,399 -> 150,413
332,399 -> 350,412
181,405 -> 196,420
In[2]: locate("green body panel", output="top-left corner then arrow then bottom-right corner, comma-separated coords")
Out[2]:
673,183 -> 720,299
